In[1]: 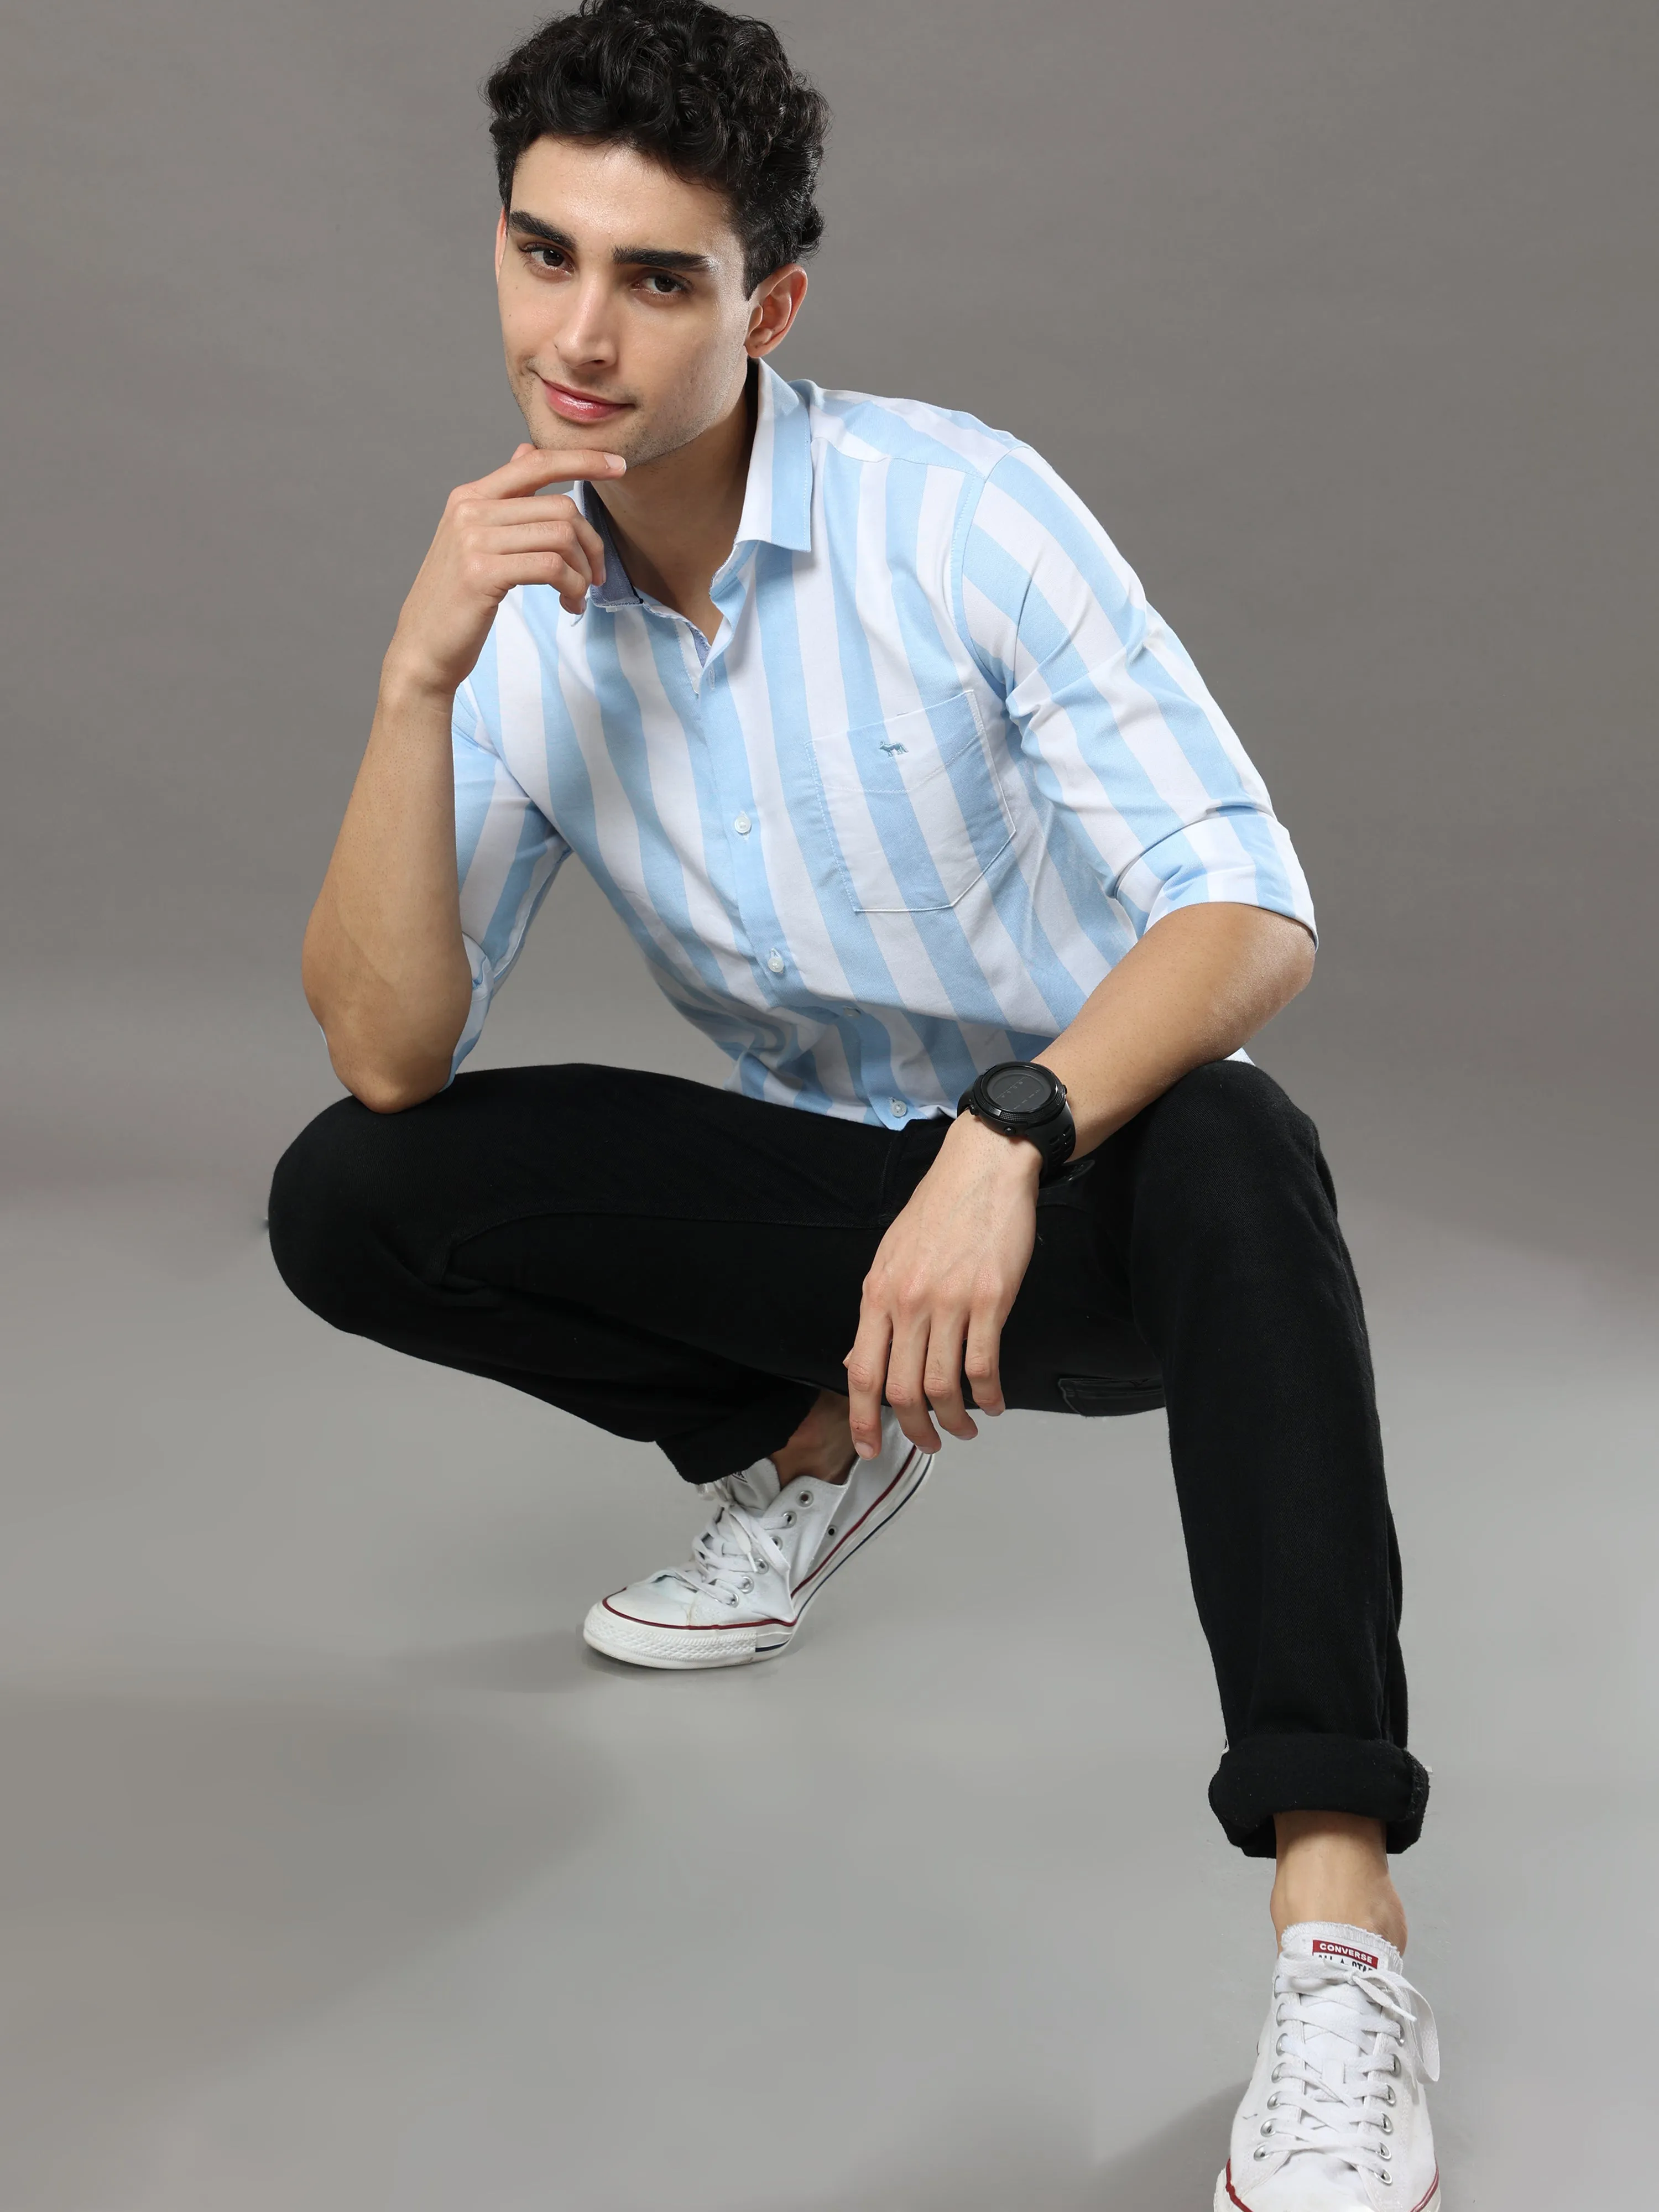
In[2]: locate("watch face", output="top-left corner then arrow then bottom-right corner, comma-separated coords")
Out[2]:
984,1064 -> 1055,1117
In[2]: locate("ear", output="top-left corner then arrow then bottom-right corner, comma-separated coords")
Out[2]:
745,266 -> 809,359
494,206 -> 509,283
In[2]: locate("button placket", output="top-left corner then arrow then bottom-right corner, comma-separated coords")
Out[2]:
697,611 -> 791,1015
693,656 -> 769,994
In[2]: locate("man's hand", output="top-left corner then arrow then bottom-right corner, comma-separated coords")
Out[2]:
839,908 -> 1316,1456
844,1113 -> 1042,1458
386,443 -> 627,696
304,441 -> 625,1111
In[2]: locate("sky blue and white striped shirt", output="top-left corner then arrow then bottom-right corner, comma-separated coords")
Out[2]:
451,358 -> 1316,1127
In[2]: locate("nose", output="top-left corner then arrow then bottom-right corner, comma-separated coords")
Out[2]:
556,275 -> 618,372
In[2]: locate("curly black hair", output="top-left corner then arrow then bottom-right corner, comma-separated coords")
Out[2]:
482,0 -> 830,296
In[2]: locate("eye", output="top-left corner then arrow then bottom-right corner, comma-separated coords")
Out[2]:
640,272 -> 687,296
522,245 -> 569,273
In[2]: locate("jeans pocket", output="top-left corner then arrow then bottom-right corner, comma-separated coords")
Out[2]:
1057,1374 -> 1165,1416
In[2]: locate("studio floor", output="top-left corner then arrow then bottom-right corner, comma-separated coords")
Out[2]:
3,983 -> 1654,2209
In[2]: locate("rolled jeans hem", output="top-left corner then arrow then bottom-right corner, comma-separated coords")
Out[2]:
1208,1733 -> 1431,1859
660,1378 -> 821,1485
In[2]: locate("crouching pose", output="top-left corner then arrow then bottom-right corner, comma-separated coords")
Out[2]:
270,6 -> 1441,2204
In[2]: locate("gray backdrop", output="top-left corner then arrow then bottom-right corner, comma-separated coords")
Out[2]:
3,4 -> 1656,2205
6,0 -> 1656,1259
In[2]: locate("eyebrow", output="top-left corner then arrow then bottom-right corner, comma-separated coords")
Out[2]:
506,210 -> 714,274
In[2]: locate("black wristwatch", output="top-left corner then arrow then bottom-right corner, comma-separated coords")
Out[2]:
957,1061 -> 1076,1178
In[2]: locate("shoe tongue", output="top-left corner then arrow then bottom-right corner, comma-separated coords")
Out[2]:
1275,1924 -> 1404,2126
722,1459 -> 782,1512
1280,1921 -> 1402,1978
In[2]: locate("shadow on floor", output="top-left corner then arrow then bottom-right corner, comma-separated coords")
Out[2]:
387,1627 -> 805,1693
1094,2085 -> 1240,2206
786,2085 -> 1242,2210
385,1626 -> 599,1693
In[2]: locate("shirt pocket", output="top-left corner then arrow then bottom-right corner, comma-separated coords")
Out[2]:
809,691 -> 1015,915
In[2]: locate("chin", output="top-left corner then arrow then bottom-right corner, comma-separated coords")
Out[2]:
542,419 -> 646,466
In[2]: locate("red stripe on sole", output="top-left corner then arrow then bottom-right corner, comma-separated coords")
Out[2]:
1222,2156 -> 1439,2211
600,1448 -> 926,1634
791,1448 -> 924,1597
601,1599 -> 790,1631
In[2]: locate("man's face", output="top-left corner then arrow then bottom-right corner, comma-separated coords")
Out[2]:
494,135 -> 796,471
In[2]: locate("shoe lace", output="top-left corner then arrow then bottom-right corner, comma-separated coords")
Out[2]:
1255,1954 -> 1440,2189
666,1487 -> 791,1608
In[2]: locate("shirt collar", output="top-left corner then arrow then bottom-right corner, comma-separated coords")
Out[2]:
582,494 -> 640,609
579,358 -> 813,608
731,357 -> 813,555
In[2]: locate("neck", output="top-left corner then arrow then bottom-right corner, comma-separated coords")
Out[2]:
596,364 -> 757,641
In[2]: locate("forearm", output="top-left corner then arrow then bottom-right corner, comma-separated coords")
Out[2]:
1037,903 -> 1316,1156
301,654 -> 474,1113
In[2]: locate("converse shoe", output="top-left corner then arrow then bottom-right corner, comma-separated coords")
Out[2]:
1217,1923 -> 1441,2211
581,1410 -> 932,1669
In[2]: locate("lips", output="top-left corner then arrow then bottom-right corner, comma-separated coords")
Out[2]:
539,378 -> 630,425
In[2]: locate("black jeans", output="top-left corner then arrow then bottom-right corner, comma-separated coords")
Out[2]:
268,1057 -> 1428,1858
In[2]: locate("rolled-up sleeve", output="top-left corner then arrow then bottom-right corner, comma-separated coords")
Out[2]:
450,674 -> 570,1078
957,446 -> 1316,946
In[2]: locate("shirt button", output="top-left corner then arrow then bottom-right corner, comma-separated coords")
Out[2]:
890,1098 -> 908,1118
734,812 -> 752,836
766,949 -> 786,975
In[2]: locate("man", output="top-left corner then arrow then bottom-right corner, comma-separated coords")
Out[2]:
269,3 -> 1442,2203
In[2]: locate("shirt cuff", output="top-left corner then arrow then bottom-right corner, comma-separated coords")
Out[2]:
1118,810 -> 1318,948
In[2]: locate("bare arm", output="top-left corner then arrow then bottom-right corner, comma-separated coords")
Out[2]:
302,441 -> 624,1113
301,665 -> 473,1113
1035,899 -> 1316,1153
844,902 -> 1315,1457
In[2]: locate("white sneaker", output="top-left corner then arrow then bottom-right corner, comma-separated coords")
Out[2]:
1217,1923 -> 1441,2212
581,1410 -> 932,1670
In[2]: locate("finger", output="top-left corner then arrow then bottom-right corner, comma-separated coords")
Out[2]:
963,1297 -> 1009,1418
884,1301 -> 943,1456
843,1307 -> 893,1459
477,511 -> 607,588
557,508 -> 607,588
489,445 -> 627,490
486,550 -> 602,611
478,525 -> 596,599
922,1308 -> 978,1442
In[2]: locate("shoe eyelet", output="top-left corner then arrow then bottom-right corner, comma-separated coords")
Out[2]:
1380,2116 -> 1392,2135
827,1525 -> 837,1537
1379,2172 -> 1393,2187
1378,2146 -> 1391,2163
1270,2066 -> 1284,2083
799,1489 -> 814,1505
1384,2085 -> 1396,2105
741,1578 -> 754,1593
1259,2121 -> 1274,2138
724,1595 -> 739,1608
782,1511 -> 796,1526
1253,2147 -> 1267,2162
